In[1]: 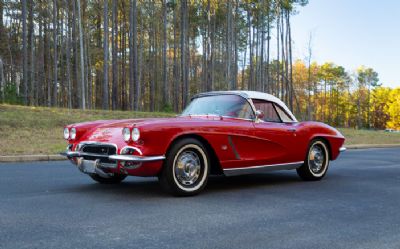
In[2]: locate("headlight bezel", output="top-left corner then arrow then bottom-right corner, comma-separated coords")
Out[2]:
123,127 -> 131,142
132,127 -> 140,142
63,128 -> 70,140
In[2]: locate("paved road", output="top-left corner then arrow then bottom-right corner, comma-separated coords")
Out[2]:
0,148 -> 399,249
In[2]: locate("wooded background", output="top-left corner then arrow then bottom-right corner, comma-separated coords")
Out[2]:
0,0 -> 399,130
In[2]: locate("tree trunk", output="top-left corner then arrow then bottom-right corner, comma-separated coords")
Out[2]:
0,58 -> 4,102
22,0 -> 28,105
276,8 -> 280,99
129,0 -> 136,110
173,3 -> 179,112
52,0 -> 58,106
77,0 -> 86,109
266,10 -> 270,93
233,0 -> 239,89
206,0 -> 213,91
180,0 -> 188,109
226,0 -> 232,90
133,0 -> 139,111
103,0 -> 109,110
28,1 -> 35,105
149,0 -> 155,112
111,0 -> 118,110
72,0 -> 79,108
86,30 -> 92,109
45,21 -> 52,107
280,11 -> 287,103
162,0 -> 168,108
120,2 -> 126,110
138,23 -> 143,111
260,10 -> 265,92
66,0 -> 72,109
306,32 -> 313,120
247,10 -> 253,90
38,16 -> 44,106
287,10 -> 293,111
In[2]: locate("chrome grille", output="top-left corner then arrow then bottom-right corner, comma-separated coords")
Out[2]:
80,143 -> 117,164
82,144 -> 116,155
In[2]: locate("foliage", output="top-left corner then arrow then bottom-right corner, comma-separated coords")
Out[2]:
386,88 -> 400,129
3,83 -> 23,105
291,60 -> 400,130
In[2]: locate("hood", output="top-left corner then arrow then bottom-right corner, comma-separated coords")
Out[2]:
71,117 -> 176,143
95,118 -> 177,128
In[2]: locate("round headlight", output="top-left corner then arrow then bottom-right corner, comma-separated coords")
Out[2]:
123,128 -> 131,142
132,128 -> 140,142
63,128 -> 70,140
70,128 -> 77,140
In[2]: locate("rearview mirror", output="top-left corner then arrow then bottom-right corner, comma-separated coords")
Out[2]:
255,110 -> 264,120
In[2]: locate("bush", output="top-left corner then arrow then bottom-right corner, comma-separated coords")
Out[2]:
3,83 -> 23,105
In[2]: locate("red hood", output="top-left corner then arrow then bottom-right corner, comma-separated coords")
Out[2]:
68,115 -> 226,144
95,118 -> 177,128
80,115 -> 224,129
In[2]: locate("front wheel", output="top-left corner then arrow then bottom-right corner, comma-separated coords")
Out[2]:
297,139 -> 330,181
159,138 -> 210,196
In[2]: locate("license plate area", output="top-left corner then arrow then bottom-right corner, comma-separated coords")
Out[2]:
77,158 -> 96,174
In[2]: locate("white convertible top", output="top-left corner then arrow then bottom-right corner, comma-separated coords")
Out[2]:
193,90 -> 298,122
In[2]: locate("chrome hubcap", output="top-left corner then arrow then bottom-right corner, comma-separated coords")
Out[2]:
174,150 -> 202,186
309,145 -> 325,173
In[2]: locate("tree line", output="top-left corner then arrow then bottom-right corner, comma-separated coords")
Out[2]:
0,0 -> 399,129
291,61 -> 399,130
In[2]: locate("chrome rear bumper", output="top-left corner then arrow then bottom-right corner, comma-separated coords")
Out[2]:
339,147 -> 347,152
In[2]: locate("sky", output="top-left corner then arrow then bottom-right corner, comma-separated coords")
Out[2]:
290,0 -> 400,88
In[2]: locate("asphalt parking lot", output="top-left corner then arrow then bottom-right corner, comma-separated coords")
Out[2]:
0,148 -> 399,249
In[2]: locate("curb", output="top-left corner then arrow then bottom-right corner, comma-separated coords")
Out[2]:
1,144 -> 400,163
345,144 -> 400,150
0,155 -> 66,163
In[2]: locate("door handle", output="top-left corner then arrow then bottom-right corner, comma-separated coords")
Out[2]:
287,128 -> 296,132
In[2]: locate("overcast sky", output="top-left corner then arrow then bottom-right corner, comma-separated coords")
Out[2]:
291,0 -> 400,88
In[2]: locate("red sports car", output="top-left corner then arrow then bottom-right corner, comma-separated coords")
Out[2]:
61,91 -> 346,196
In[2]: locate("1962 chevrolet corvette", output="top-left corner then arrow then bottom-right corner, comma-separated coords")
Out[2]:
61,91 -> 346,196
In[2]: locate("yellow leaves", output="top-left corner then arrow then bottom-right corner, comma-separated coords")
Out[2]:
386,88 -> 400,129
292,60 -> 398,130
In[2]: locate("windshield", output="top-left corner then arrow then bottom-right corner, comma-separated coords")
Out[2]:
181,94 -> 255,119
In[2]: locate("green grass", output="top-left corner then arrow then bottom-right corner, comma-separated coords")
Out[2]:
1,104 -> 399,155
338,128 -> 400,145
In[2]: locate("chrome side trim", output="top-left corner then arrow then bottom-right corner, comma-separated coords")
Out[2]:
339,147 -> 346,152
227,136 -> 240,160
223,161 -> 304,176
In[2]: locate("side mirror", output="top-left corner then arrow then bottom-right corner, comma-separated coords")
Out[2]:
255,110 -> 264,120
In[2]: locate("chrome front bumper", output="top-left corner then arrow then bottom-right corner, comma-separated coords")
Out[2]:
60,150 -> 165,178
339,147 -> 347,152
60,150 -> 165,162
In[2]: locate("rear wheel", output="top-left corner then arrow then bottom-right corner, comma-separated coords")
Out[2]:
159,138 -> 210,196
90,174 -> 127,184
297,139 -> 330,181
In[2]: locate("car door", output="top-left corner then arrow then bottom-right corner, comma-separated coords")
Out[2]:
251,99 -> 302,166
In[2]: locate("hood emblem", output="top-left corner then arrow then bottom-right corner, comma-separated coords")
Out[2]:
89,128 -> 112,140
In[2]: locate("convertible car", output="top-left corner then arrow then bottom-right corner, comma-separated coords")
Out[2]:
61,91 -> 346,196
